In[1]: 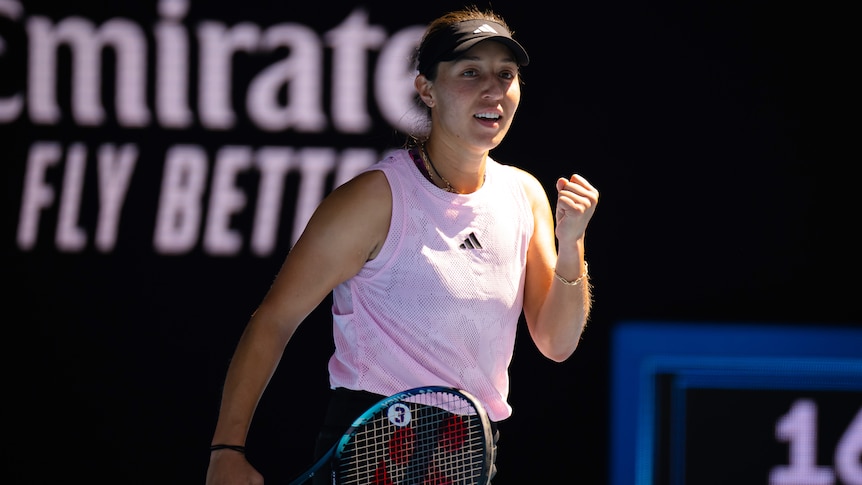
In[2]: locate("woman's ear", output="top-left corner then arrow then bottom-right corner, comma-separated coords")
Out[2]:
414,75 -> 434,108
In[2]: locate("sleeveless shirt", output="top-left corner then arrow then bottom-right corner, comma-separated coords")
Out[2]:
327,148 -> 534,421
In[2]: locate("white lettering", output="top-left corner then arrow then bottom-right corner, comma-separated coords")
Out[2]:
153,144 -> 379,255
203,146 -> 253,255
95,144 -> 137,251
28,16 -> 149,126
9,4 -> 426,256
155,0 -> 193,128
246,23 -> 326,132
835,407 -> 862,485
17,141 -> 61,250
251,147 -> 293,256
291,147 -> 336,246
198,21 -> 259,130
0,0 -> 23,122
55,143 -> 87,251
14,4 -> 424,134
325,8 -> 386,133
376,26 -> 426,134
153,145 -> 208,254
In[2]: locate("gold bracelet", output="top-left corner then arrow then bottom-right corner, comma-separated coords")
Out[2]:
554,262 -> 589,286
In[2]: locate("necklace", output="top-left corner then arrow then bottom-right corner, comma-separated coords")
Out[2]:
420,144 -> 457,193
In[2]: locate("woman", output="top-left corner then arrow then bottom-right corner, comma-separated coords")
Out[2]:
206,6 -> 598,484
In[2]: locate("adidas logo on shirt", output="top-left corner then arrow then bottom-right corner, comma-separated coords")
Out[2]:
460,232 -> 483,249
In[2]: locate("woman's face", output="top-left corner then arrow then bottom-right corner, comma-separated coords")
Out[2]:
422,40 -> 522,154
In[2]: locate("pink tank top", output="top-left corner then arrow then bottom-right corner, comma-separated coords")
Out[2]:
328,148 -> 534,421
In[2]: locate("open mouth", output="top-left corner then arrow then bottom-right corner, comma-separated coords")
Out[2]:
474,113 -> 500,121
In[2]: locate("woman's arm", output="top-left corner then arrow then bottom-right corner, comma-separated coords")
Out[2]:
520,171 -> 598,362
206,169 -> 392,484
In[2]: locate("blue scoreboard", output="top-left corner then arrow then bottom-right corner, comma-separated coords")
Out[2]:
611,322 -> 862,485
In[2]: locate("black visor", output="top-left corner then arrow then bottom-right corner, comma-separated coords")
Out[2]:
417,19 -> 529,75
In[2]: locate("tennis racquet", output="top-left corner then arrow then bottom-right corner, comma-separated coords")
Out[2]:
287,386 -> 494,485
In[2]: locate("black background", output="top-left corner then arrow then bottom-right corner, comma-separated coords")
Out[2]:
5,0 -> 859,483
682,389 -> 860,484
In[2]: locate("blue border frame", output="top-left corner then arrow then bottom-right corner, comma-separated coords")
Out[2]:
610,322 -> 862,485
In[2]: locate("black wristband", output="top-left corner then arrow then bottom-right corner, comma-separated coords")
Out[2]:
210,444 -> 246,454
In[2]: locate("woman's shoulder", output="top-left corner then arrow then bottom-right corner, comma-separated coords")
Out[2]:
333,166 -> 392,205
489,159 -> 543,192
363,148 -> 412,172
490,161 -> 547,211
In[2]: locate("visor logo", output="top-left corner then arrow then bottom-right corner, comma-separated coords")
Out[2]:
473,24 -> 499,34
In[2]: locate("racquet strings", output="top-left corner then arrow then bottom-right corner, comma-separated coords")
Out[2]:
336,389 -> 487,484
